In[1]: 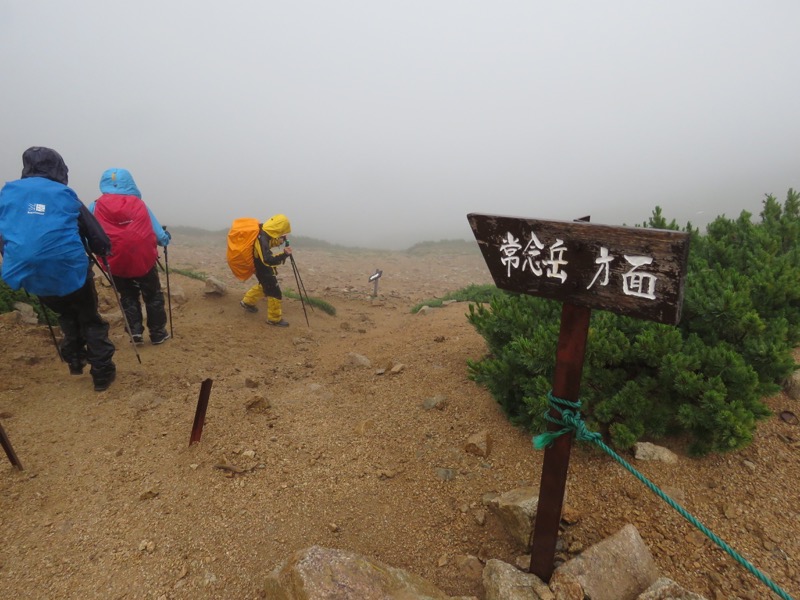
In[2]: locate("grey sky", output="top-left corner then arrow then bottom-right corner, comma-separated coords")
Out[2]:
2,1 -> 798,249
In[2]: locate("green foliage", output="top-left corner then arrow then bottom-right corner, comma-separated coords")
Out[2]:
170,267 -> 209,280
284,289 -> 336,316
0,280 -> 57,324
410,284 -> 503,313
468,189 -> 800,455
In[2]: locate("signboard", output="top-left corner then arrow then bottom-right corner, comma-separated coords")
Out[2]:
467,213 -> 690,325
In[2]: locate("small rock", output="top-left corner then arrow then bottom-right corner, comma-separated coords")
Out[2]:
346,352 -> 371,367
246,397 -> 270,413
464,430 -> 491,458
203,276 -> 227,295
435,467 -> 457,481
634,442 -> 678,464
422,395 -> 447,410
354,419 -> 374,435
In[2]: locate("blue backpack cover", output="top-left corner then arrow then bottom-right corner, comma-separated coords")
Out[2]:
0,177 -> 89,296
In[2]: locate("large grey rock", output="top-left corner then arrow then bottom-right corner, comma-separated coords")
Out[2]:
264,545 -> 473,600
551,524 -> 660,600
482,559 -> 554,600
13,302 -> 39,325
784,369 -> 800,400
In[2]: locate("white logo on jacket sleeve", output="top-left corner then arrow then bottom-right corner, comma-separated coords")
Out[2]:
27,203 -> 46,215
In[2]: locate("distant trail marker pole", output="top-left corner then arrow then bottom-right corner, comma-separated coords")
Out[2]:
0,420 -> 23,470
368,269 -> 383,298
468,212 -> 690,582
189,378 -> 214,445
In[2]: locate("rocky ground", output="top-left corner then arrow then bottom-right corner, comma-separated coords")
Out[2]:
0,230 -> 799,599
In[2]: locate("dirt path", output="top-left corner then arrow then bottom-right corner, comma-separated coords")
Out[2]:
1,235 -> 798,599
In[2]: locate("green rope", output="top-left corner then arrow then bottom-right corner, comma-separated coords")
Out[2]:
533,390 -> 795,600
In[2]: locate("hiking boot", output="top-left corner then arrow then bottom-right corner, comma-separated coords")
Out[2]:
131,334 -> 144,345
93,370 -> 116,392
267,319 -> 290,327
240,300 -> 258,313
151,331 -> 171,345
68,360 -> 86,376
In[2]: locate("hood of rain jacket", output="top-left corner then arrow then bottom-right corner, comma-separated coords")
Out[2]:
99,168 -> 142,197
21,147 -> 69,185
262,214 -> 291,244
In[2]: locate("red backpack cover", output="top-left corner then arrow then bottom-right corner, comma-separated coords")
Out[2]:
93,194 -> 157,278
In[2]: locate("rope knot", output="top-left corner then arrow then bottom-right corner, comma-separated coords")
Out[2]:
532,391 -> 601,449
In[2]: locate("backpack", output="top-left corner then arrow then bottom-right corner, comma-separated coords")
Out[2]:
93,194 -> 157,278
226,218 -> 261,280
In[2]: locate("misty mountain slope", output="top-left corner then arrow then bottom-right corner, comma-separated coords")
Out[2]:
0,237 -> 797,599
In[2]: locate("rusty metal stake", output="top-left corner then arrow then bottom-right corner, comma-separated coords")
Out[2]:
189,378 -> 213,445
0,420 -> 24,470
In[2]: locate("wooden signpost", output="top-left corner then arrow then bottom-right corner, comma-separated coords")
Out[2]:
369,269 -> 383,298
468,212 -> 690,582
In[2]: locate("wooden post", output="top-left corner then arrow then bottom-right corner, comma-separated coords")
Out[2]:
189,378 -> 213,445
529,302 -> 591,580
0,420 -> 24,470
467,211 -> 689,582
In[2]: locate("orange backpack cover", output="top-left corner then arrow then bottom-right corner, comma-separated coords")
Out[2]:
226,218 -> 261,280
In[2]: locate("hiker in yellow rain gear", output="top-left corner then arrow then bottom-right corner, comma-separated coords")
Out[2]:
239,214 -> 293,326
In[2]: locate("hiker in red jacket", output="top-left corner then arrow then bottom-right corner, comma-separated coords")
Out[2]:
89,168 -> 171,345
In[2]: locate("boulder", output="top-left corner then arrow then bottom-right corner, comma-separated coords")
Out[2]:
264,545 -> 474,600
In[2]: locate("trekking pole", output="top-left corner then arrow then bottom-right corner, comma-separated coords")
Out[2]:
284,240 -> 310,327
162,226 -> 173,339
91,254 -> 142,364
284,240 -> 312,308
25,291 -> 63,362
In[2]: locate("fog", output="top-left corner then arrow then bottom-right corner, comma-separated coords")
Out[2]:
2,1 -> 798,249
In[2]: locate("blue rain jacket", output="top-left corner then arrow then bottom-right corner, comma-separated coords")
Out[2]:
0,177 -> 89,296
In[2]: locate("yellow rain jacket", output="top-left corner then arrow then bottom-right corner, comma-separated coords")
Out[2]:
255,214 -> 292,268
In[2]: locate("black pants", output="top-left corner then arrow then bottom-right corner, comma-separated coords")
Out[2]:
112,265 -> 167,339
39,272 -> 115,378
254,261 -> 282,299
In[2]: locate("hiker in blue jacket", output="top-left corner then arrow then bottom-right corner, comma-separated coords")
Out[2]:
0,147 -> 117,391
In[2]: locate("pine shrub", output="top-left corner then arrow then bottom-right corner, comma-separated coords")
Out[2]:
468,189 -> 799,455
0,281 -> 55,324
